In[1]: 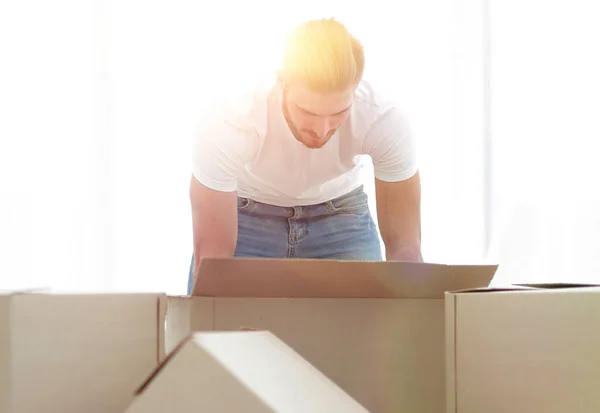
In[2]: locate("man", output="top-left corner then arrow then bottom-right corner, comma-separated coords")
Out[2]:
188,18 -> 422,294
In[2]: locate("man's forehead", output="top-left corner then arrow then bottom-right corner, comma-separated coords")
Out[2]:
294,101 -> 353,117
288,86 -> 355,117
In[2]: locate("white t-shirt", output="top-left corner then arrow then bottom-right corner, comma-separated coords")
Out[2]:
192,77 -> 417,207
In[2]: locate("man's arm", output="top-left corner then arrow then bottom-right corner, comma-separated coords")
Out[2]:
363,106 -> 421,261
189,101 -> 259,284
375,172 -> 423,262
190,176 -> 238,279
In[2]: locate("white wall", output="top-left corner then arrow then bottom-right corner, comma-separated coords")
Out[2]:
1,0 -> 487,293
0,1 -> 114,291
488,0 -> 600,283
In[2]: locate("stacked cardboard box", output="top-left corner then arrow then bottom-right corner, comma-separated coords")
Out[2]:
445,284 -> 600,413
165,258 -> 497,413
3,259 -> 599,413
125,330 -> 371,412
0,291 -> 166,413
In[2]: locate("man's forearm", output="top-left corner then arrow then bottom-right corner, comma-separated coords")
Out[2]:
374,174 -> 423,263
385,243 -> 423,262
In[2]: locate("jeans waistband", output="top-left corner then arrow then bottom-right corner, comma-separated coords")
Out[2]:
238,185 -> 368,220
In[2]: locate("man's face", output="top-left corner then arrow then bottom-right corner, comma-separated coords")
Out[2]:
281,82 -> 355,149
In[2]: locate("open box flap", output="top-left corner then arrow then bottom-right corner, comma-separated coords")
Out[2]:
513,282 -> 600,289
446,285 -> 539,294
191,258 -> 498,299
448,282 -> 600,295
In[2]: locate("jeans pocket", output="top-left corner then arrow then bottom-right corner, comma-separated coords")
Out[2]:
327,191 -> 370,213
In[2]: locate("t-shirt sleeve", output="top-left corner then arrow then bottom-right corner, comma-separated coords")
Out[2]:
191,106 -> 259,192
363,106 -> 418,182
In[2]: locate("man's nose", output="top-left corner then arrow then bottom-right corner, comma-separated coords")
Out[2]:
316,118 -> 332,138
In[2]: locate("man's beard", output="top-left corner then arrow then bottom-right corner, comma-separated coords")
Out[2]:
281,100 -> 338,149
281,103 -> 306,145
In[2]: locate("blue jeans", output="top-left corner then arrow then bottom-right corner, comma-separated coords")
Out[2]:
187,185 -> 382,294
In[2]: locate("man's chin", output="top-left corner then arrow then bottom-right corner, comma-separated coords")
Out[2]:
299,137 -> 329,149
303,142 -> 326,150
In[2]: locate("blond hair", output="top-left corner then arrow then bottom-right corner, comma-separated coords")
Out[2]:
281,18 -> 365,93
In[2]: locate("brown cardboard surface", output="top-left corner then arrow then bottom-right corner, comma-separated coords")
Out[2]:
444,290 -> 457,413
168,258 -> 497,413
0,292 -> 165,413
191,257 -> 498,298
216,297 -> 445,412
446,285 -> 600,413
0,295 -> 10,413
127,331 -> 370,413
447,285 -> 537,294
445,281 -> 600,295
164,296 -> 215,355
135,333 -> 194,397
157,294 -> 167,362
514,282 -> 599,288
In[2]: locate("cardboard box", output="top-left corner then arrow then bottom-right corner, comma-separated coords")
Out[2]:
445,283 -> 600,413
0,291 -> 166,413
166,258 -> 497,413
126,330 -> 371,412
